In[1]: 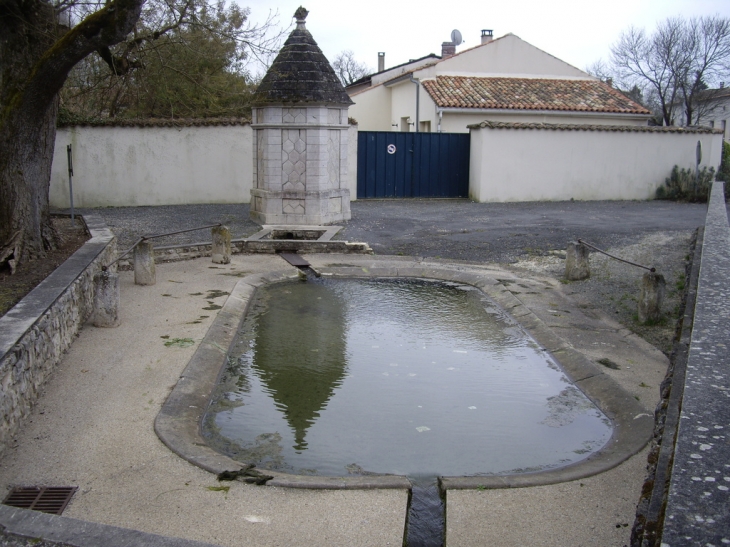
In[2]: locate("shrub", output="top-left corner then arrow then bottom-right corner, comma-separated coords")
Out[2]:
655,165 -> 716,202
718,141 -> 730,182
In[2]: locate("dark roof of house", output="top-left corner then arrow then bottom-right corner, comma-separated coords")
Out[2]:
422,76 -> 651,115
346,54 -> 441,90
694,86 -> 730,102
254,8 -> 352,105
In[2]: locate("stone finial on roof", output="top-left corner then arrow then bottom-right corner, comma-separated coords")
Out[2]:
294,6 -> 308,27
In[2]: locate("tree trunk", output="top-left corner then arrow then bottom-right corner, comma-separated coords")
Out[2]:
0,98 -> 60,269
0,0 -> 60,269
0,0 -> 144,270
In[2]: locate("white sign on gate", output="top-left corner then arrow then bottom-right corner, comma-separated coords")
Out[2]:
387,144 -> 396,155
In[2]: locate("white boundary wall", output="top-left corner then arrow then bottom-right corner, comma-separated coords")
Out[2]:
50,123 -> 359,208
469,122 -> 724,202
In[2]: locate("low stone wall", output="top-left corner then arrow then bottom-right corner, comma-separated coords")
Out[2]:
631,181 -> 730,546
115,239 -> 372,269
0,215 -> 116,455
659,182 -> 730,544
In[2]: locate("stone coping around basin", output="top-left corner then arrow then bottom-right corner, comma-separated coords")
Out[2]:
154,257 -> 654,490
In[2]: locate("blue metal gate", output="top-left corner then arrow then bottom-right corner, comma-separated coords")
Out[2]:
357,132 -> 470,198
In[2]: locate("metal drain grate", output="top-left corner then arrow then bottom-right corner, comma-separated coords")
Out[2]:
2,486 -> 77,515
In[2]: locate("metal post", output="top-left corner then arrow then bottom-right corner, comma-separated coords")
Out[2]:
67,144 -> 74,221
696,140 -> 702,183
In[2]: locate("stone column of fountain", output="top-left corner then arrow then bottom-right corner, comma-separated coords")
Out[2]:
250,7 -> 353,225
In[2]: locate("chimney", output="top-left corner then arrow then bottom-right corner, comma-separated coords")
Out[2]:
441,42 -> 456,58
481,29 -> 493,44
378,52 -> 385,72
606,77 -> 613,88
721,82 -> 725,89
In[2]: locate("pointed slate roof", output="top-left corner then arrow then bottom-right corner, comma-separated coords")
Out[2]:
255,7 -> 353,105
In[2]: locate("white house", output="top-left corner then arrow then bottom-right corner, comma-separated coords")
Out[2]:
348,32 -> 651,133
671,86 -> 730,141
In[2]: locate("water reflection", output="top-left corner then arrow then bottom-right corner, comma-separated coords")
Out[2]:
204,278 -> 612,477
251,281 -> 347,450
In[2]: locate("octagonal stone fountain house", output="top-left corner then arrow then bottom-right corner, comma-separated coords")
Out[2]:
249,7 -> 353,225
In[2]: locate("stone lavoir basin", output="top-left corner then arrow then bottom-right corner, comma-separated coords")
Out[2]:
154,258 -> 653,491
202,276 -> 611,478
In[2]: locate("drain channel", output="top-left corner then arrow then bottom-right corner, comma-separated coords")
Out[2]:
277,252 -> 320,278
2,486 -> 77,515
405,475 -> 445,547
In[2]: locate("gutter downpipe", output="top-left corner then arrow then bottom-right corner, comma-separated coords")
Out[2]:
437,108 -> 443,133
409,74 -> 420,132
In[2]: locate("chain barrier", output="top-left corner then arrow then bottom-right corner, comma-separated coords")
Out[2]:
577,238 -> 656,273
102,223 -> 222,271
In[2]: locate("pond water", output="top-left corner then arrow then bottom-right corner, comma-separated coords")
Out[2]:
203,277 -> 612,478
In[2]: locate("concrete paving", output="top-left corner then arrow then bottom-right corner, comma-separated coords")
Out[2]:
0,247 -> 670,546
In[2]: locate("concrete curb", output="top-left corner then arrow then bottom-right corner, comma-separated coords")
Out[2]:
154,257 -> 654,491
0,505 -> 222,547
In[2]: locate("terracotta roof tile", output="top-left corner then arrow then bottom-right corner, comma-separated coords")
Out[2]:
422,76 -> 650,115
468,121 -> 721,134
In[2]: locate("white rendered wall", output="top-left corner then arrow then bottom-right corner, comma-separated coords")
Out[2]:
50,124 -> 253,208
469,126 -> 723,202
433,34 -> 590,79
349,85 -> 392,131
347,123 -> 358,198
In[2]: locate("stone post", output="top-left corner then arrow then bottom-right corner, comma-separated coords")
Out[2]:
211,225 -> 231,264
638,272 -> 665,324
134,240 -> 156,285
93,270 -> 121,327
565,241 -> 590,281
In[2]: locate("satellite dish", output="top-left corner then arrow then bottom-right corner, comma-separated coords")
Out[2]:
451,29 -> 463,45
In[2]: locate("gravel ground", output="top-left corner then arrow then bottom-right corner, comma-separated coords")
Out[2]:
508,229 -> 696,355
70,199 -> 713,355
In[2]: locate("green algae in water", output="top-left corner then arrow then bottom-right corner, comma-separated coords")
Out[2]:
203,278 -> 612,477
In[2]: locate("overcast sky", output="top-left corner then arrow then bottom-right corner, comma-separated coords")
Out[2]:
241,0 -> 729,76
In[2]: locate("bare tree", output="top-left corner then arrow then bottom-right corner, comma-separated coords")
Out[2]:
608,15 -> 730,126
332,50 -> 371,86
675,16 -> 730,125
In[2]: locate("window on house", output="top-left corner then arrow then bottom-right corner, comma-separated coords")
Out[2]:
400,117 -> 410,132
710,120 -> 715,128
419,121 -> 431,132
